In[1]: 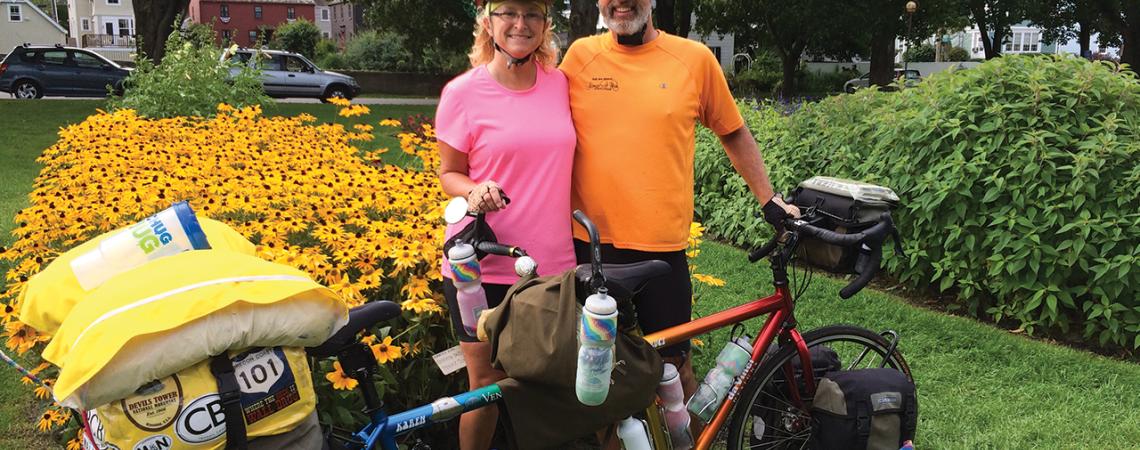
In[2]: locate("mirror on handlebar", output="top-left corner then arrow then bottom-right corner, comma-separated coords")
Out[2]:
444,196 -> 470,225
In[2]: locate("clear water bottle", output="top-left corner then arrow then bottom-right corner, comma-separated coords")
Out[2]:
616,417 -> 653,450
448,241 -> 487,337
687,336 -> 753,423
70,201 -> 211,290
657,363 -> 693,450
575,289 -> 617,406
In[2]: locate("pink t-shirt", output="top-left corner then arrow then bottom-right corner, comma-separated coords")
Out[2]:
436,64 -> 577,285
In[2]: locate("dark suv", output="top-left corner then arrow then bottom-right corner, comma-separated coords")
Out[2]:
0,45 -> 132,99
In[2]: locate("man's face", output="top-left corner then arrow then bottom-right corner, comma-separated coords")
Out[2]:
598,0 -> 652,35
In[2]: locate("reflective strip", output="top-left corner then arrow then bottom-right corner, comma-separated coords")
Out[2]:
72,275 -> 314,348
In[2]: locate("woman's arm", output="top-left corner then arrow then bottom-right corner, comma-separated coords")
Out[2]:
438,140 -> 507,212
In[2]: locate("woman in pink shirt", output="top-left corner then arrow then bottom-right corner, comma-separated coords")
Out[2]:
434,1 -> 575,448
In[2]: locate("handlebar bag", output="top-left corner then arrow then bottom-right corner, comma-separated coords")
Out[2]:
809,368 -> 918,450
42,249 -> 348,410
482,270 -> 663,449
788,177 -> 899,274
82,346 -> 322,450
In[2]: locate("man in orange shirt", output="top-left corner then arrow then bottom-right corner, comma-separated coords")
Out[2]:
560,0 -> 799,405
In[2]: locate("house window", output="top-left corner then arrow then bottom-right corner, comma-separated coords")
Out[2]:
220,4 -> 229,17
81,18 -> 90,31
1025,32 -> 1040,52
708,46 -> 721,62
287,7 -> 295,19
249,30 -> 258,44
322,31 -> 329,38
117,18 -> 134,36
222,29 -> 233,42
107,0 -> 120,4
254,6 -> 262,19
7,5 -> 21,21
320,8 -> 329,21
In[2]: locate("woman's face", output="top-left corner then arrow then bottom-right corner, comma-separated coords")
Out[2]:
487,1 -> 547,59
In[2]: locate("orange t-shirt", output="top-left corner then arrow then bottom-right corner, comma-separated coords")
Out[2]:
560,32 -> 745,251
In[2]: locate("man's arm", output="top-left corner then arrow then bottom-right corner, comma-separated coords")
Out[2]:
718,126 -> 800,216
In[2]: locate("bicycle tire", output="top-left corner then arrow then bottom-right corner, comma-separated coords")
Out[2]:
725,325 -> 912,450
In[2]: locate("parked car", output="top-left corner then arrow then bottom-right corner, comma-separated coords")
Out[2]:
844,69 -> 921,93
0,44 -> 131,99
222,48 -> 360,101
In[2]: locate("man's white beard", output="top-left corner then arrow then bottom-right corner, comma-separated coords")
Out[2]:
602,4 -> 651,36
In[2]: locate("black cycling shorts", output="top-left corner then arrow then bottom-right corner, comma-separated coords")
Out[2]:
573,240 -> 692,358
443,278 -> 512,343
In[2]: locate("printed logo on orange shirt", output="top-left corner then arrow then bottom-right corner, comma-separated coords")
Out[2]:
587,77 -> 620,92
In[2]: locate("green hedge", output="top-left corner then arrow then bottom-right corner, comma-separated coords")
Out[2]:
696,55 -> 1140,349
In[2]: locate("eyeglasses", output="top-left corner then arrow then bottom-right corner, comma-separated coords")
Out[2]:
489,11 -> 547,24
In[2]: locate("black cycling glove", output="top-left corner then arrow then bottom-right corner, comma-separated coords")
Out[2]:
762,197 -> 791,230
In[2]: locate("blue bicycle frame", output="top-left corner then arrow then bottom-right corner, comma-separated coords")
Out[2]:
345,384 -> 504,450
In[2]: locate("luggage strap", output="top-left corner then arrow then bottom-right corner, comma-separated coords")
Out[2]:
210,354 -> 248,450
855,400 -> 871,449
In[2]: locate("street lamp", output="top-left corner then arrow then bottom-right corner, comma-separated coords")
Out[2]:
904,1 -> 918,81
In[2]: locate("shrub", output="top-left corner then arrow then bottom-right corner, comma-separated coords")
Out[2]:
903,43 -> 936,62
728,50 -> 782,97
696,55 -> 1140,349
946,46 -> 971,62
272,18 -> 321,59
344,30 -> 415,72
107,27 -> 270,118
800,70 -> 852,94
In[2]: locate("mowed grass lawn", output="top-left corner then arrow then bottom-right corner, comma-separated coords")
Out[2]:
1,100 -> 1138,448
0,99 -> 436,448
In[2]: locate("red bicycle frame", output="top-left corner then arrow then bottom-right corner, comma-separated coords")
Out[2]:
642,284 -> 817,450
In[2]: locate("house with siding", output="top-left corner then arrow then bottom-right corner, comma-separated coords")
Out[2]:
1,0 -> 67,52
328,0 -> 362,48
313,0 -> 330,39
66,0 -> 135,61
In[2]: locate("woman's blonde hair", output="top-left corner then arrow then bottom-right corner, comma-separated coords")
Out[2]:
468,4 -> 560,68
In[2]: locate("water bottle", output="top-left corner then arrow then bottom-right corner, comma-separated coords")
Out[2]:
70,201 -> 211,290
657,363 -> 693,450
575,289 -> 617,406
448,240 -> 487,337
687,335 -> 753,423
616,417 -> 652,450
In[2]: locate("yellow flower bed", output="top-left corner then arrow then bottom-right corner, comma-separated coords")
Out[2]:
0,103 -> 453,439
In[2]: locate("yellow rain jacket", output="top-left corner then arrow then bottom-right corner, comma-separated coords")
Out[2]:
43,249 -> 348,410
18,217 -> 257,335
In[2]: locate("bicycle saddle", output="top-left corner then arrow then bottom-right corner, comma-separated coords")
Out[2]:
574,260 -> 672,301
307,300 -> 402,358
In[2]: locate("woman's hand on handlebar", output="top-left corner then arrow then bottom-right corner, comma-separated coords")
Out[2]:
467,180 -> 508,214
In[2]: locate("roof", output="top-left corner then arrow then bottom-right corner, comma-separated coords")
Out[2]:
0,0 -> 68,35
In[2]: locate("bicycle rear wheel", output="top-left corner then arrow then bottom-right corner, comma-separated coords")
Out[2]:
726,325 -> 912,450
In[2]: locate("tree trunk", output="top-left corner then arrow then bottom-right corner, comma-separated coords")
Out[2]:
969,1 -> 1002,59
656,0 -> 676,34
779,51 -> 798,99
676,0 -> 693,38
1121,1 -> 1140,69
869,29 -> 896,87
134,0 -> 190,63
569,0 -> 600,43
1079,20 -> 1092,57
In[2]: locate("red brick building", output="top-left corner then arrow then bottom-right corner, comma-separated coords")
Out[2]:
189,0 -> 316,47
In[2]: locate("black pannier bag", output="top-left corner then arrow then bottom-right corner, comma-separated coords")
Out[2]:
787,177 -> 900,273
809,368 -> 918,450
